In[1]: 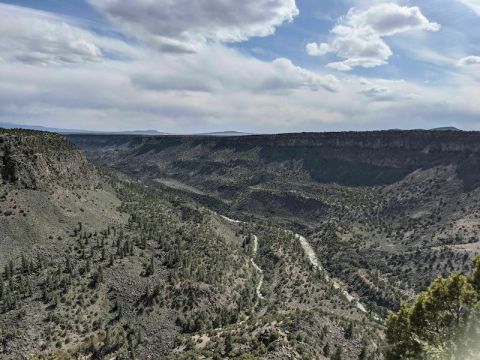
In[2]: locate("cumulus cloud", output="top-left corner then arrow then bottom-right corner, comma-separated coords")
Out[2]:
306,3 -> 440,71
457,56 -> 480,66
356,78 -> 419,102
0,3 -> 103,65
360,86 -> 392,100
87,0 -> 299,52
1,54 -> 478,132
458,0 -> 480,15
130,46 -> 338,94
0,59 -> 344,133
269,58 -> 339,92
0,3 -> 142,65
0,4 -> 340,133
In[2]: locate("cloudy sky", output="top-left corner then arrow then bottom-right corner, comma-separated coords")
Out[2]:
0,0 -> 479,133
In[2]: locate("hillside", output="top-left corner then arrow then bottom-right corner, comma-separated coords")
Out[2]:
71,131 -> 480,316
0,129 -> 382,359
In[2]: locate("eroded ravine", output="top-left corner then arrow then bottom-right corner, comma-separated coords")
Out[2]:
295,234 -> 369,314
220,215 -> 264,309
220,214 -> 374,318
250,235 -> 264,308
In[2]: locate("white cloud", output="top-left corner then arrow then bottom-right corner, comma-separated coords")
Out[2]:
1,54 -> 478,132
360,86 -> 392,100
87,0 -> 299,52
0,4 -> 102,65
130,46 -> 339,94
0,5 -> 341,133
306,42 -> 330,56
347,3 -> 440,35
457,55 -> 480,66
268,58 -> 340,92
0,3 -> 141,65
458,0 -> 480,15
307,3 -> 440,71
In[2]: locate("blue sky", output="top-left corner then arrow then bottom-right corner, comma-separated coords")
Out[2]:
0,0 -> 479,133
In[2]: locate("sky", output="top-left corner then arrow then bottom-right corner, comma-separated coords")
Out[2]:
0,0 -> 479,133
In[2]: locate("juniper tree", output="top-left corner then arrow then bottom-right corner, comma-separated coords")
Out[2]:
323,343 -> 330,357
145,257 -> 154,277
332,347 -> 343,360
358,346 -> 368,360
385,255 -> 480,359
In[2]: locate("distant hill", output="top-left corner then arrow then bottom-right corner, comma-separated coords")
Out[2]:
197,131 -> 254,136
430,126 -> 462,131
0,122 -> 256,136
388,127 -> 463,132
0,122 -> 169,136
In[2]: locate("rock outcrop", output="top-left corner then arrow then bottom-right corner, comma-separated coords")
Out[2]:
1,129 -> 99,189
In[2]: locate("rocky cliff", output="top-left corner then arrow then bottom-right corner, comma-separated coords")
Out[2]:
70,130 -> 480,190
1,129 -> 99,189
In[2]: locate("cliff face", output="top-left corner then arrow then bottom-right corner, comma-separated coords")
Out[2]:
70,131 -> 480,190
1,129 -> 99,189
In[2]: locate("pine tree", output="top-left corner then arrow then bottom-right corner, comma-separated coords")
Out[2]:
21,254 -> 29,274
152,284 -> 160,299
345,322 -> 354,339
358,345 -> 368,360
224,334 -> 233,355
91,266 -> 104,288
117,303 -> 123,319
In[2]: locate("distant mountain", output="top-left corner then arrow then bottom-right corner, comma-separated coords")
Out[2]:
0,122 -> 168,136
387,127 -> 463,132
430,126 -> 462,131
196,131 -> 254,136
0,122 -> 257,136
114,130 -> 168,135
